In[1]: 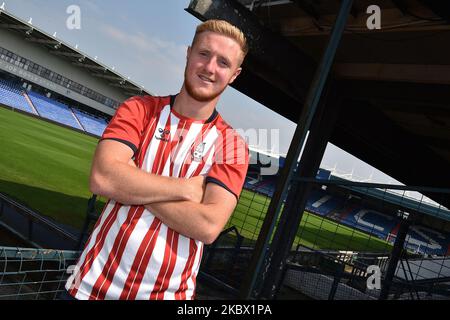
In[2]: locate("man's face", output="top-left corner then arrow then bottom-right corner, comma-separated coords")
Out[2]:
184,31 -> 243,102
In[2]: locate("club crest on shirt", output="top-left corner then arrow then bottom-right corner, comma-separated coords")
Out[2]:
191,142 -> 206,162
155,128 -> 170,142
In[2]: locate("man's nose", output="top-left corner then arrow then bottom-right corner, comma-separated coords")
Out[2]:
203,57 -> 216,74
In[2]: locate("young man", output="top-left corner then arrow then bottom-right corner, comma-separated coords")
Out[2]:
65,19 -> 249,300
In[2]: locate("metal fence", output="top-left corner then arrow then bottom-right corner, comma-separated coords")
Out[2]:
1,178 -> 448,300
200,178 -> 450,300
0,246 -> 79,300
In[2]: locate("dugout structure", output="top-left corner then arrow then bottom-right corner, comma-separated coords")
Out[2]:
188,0 -> 450,300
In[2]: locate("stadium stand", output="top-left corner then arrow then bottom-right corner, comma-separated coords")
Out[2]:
243,176 -> 450,255
27,91 -> 83,130
340,209 -> 397,239
0,79 -> 34,114
306,190 -> 344,217
72,108 -> 108,136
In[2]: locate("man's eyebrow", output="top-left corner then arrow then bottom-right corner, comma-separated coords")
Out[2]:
218,55 -> 231,65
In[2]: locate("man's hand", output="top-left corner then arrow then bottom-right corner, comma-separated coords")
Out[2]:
145,183 -> 237,244
185,175 -> 206,203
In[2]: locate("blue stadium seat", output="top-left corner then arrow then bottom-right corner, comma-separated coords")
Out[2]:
28,91 -> 83,130
0,79 -> 34,113
72,108 -> 108,136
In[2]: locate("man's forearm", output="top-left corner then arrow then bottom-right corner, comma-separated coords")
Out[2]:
145,201 -> 219,244
91,160 -> 190,205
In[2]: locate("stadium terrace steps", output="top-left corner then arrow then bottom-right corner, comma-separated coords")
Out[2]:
0,80 -> 34,114
72,108 -> 108,137
23,91 -> 39,115
70,107 -> 86,132
28,91 -> 83,130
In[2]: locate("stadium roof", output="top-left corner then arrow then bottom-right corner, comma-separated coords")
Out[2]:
187,0 -> 450,210
0,7 -> 151,98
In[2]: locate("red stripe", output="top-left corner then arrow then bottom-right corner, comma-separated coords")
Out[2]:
190,245 -> 203,300
179,123 -> 214,178
69,202 -> 121,296
119,217 -> 162,300
136,115 -> 158,168
175,239 -> 198,300
169,120 -> 190,177
151,114 -> 172,175
89,206 -> 146,300
155,231 -> 179,299
78,199 -> 111,253
149,229 -> 180,300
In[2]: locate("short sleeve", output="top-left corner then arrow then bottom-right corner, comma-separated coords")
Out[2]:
206,130 -> 249,200
101,96 -> 150,155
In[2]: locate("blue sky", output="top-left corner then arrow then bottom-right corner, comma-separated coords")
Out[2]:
1,0 -> 401,184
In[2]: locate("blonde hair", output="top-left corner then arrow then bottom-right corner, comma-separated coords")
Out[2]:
192,19 -> 248,62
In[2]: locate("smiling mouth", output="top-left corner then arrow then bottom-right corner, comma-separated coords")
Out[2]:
198,75 -> 214,83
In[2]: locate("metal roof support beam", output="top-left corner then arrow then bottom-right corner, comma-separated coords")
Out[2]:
379,212 -> 411,300
25,37 -> 60,45
108,83 -> 141,91
91,73 -> 123,81
49,50 -> 84,58
0,23 -> 30,30
72,62 -> 108,71
239,0 -> 353,300
244,0 -> 292,9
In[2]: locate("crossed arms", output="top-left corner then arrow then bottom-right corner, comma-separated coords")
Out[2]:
89,139 -> 238,244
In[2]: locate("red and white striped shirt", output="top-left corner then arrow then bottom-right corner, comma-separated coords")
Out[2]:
66,95 -> 248,300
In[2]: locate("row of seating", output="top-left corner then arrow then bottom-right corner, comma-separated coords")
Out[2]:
72,108 -> 108,136
0,79 -> 109,136
28,91 -> 83,130
0,80 -> 34,113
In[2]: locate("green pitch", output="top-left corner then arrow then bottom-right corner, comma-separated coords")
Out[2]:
226,189 -> 393,253
0,106 -> 392,252
0,106 -> 105,229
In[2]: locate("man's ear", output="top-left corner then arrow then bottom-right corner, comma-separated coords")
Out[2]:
187,46 -> 191,60
229,67 -> 242,84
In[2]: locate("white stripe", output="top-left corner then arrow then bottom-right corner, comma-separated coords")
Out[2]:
185,241 -> 203,299
154,112 -> 178,176
142,104 -> 171,173
200,146 -> 215,175
171,122 -> 203,178
66,201 -> 116,296
109,211 -> 160,299
78,205 -> 131,297
153,231 -> 178,300
163,234 -> 191,300
185,126 -> 219,178
92,206 -> 145,299
135,222 -> 169,299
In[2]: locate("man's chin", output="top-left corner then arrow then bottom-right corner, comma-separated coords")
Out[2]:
186,88 -> 222,102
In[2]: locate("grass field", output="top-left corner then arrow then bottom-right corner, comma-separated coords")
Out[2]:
0,106 -> 392,252
226,189 -> 393,253
0,106 -> 105,229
